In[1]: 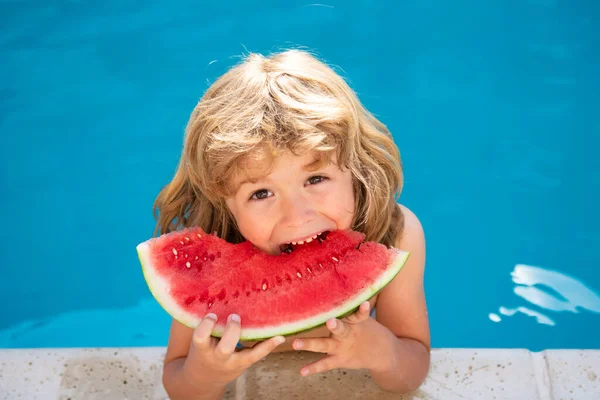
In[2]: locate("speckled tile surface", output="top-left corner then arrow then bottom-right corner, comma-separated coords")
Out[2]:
0,348 -> 599,399
422,349 -> 541,399
543,350 -> 599,400
0,347 -> 169,400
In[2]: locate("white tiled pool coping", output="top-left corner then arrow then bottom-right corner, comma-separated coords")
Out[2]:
0,347 -> 598,399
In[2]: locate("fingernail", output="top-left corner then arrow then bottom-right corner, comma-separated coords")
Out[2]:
276,336 -> 285,345
294,339 -> 303,349
301,368 -> 309,376
364,301 -> 370,310
229,314 -> 240,322
329,319 -> 337,329
205,313 -> 217,320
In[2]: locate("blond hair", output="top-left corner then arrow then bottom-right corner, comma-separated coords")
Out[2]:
154,49 -> 404,246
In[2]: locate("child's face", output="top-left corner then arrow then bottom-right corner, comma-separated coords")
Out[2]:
225,151 -> 355,255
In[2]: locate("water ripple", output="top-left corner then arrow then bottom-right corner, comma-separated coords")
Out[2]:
489,264 -> 600,326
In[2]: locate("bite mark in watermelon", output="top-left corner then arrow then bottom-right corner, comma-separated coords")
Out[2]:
136,227 -> 409,340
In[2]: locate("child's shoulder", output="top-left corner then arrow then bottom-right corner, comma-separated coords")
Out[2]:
395,203 -> 425,252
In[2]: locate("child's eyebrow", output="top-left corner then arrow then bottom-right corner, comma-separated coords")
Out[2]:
304,158 -> 326,171
236,178 -> 259,187
234,158 -> 329,188
234,175 -> 268,190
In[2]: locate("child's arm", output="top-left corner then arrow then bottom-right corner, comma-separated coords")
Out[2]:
162,319 -> 224,400
162,315 -> 285,400
368,204 -> 430,391
292,204 -> 430,393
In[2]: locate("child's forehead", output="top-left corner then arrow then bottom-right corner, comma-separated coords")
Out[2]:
237,154 -> 274,180
246,150 -> 327,169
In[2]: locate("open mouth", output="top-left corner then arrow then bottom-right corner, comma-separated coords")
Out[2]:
279,231 -> 330,254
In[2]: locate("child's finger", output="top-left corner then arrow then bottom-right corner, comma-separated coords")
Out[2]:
326,318 -> 349,338
293,337 -> 336,354
343,301 -> 371,324
300,355 -> 340,377
241,336 -> 285,367
192,313 -> 218,349
214,314 -> 242,358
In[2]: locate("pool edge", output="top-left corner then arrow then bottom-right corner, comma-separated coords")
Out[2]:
0,347 -> 598,399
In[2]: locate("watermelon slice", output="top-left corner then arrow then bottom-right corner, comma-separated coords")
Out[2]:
136,227 -> 409,340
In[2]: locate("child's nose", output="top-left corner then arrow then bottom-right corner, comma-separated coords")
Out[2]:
280,193 -> 314,228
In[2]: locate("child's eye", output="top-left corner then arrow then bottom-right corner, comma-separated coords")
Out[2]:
250,189 -> 272,201
307,175 -> 327,185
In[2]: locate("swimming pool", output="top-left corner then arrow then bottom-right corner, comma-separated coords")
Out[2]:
1,0 -> 599,352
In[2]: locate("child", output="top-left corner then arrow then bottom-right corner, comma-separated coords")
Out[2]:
152,49 -> 430,399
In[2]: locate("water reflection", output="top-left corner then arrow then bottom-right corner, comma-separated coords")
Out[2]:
513,286 -> 577,313
489,264 -> 600,326
498,306 -> 555,326
512,264 -> 600,313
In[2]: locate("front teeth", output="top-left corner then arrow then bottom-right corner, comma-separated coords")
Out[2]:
288,232 -> 324,246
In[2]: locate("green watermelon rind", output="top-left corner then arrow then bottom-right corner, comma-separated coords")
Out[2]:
137,241 -> 208,330
137,242 -> 409,341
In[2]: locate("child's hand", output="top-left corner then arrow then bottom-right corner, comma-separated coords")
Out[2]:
292,301 -> 392,377
184,313 -> 285,386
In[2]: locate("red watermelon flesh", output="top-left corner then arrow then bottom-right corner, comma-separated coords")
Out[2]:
136,227 -> 409,340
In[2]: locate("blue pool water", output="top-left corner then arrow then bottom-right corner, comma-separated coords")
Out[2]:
1,1 -> 599,351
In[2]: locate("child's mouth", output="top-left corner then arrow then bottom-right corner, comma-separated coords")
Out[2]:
279,231 -> 330,254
